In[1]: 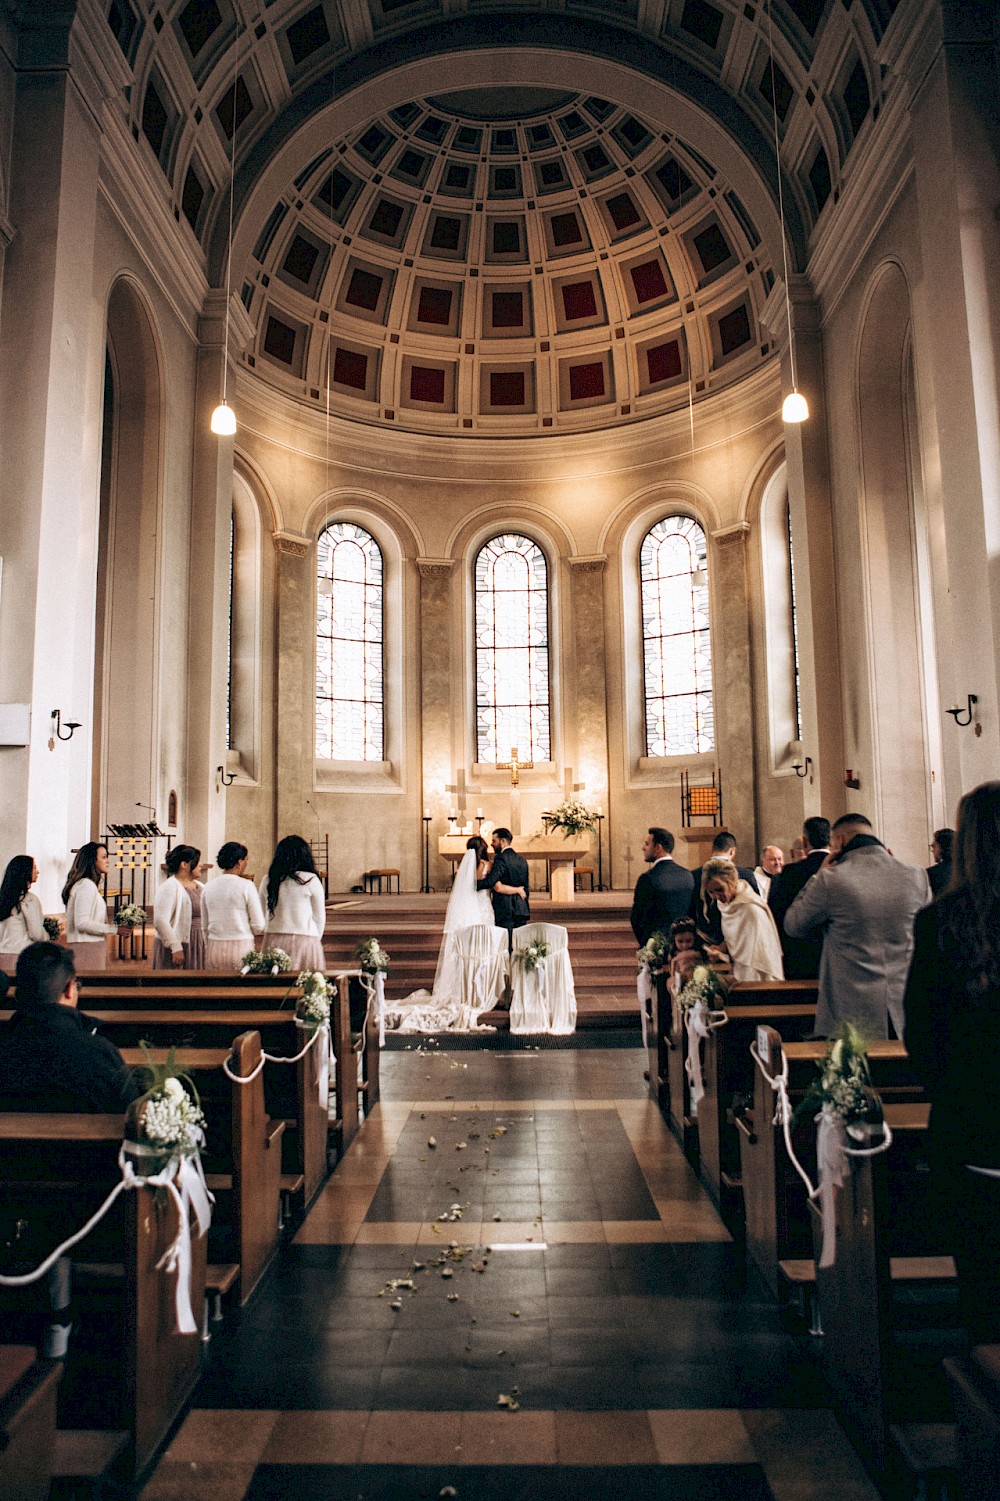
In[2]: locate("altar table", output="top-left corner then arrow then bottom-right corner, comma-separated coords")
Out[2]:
438,833 -> 591,902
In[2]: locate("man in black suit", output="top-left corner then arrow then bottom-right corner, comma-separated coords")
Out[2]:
926,827 -> 953,898
479,827 -> 530,948
690,831 -> 759,946
767,816 -> 831,978
630,827 -> 695,947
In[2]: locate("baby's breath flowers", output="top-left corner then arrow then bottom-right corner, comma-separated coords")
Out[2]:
115,903 -> 146,928
354,937 -> 390,974
793,1023 -> 882,1130
636,930 -> 670,972
127,1046 -> 207,1172
295,969 -> 332,1031
240,945 -> 292,975
677,963 -> 728,1013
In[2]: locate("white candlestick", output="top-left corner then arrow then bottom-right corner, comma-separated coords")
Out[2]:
423,807 -> 430,818
476,807 -> 484,817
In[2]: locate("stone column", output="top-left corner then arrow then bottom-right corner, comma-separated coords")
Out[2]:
416,558 -> 456,888
273,531 -> 314,841
184,290 -> 255,865
568,555 -> 610,869
710,524 -> 757,856
0,10 -> 127,907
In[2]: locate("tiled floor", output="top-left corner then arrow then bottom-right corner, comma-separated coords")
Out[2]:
141,1041 -> 881,1500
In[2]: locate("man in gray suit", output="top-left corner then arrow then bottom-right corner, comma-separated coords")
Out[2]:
784,813 -> 930,1038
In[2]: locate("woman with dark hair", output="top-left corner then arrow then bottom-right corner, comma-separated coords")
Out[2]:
62,842 -> 113,972
904,782 -> 1000,1344
201,841 -> 265,971
258,835 -> 325,970
152,844 -> 205,969
0,856 -> 45,972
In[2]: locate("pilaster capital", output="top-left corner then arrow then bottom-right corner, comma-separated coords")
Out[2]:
568,554 -> 607,574
200,289 -> 256,355
711,521 -> 751,547
760,275 -> 819,348
416,557 -> 456,578
273,530 -> 311,558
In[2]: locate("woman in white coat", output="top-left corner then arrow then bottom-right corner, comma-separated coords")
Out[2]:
201,841 -> 265,971
152,844 -> 205,969
702,858 -> 784,983
259,834 -> 326,971
62,843 -> 114,972
0,855 -> 46,972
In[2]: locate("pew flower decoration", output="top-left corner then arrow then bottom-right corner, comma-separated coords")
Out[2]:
513,937 -> 550,972
240,945 -> 292,975
541,799 -> 597,838
115,903 -> 146,928
295,969 -> 332,1033
636,930 -> 670,973
354,937 -> 390,975
793,1023 -> 882,1133
126,1044 -> 207,1175
677,963 -> 728,1013
42,916 -> 61,941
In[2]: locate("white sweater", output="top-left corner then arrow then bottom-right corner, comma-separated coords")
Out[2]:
201,873 -> 266,942
65,879 -> 113,943
259,872 -> 325,938
153,876 -> 202,954
0,891 -> 45,954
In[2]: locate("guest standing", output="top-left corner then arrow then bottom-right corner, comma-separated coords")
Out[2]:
259,835 -> 326,970
201,841 -> 266,971
904,783 -> 1000,1344
630,827 -> 695,947
752,845 -> 784,903
152,844 -> 205,969
702,859 -> 783,982
0,855 -> 46,973
768,817 -> 831,979
926,827 -> 954,898
691,831 -> 759,947
62,842 -> 114,973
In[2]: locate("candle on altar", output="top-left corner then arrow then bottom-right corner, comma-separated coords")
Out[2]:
598,805 -> 603,816
476,807 -> 483,817
423,807 -> 430,818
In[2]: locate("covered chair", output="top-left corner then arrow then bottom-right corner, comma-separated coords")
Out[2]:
454,924 -> 509,1024
510,922 -> 577,1035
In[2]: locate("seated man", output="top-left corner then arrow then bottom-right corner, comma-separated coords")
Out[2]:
0,941 -> 140,1112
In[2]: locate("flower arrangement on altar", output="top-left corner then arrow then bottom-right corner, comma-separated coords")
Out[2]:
636,930 -> 670,972
127,1044 -> 207,1174
540,799 -> 597,838
115,902 -> 146,928
513,937 -> 550,972
676,963 -> 728,1013
240,946 -> 292,975
42,916 -> 61,941
354,936 -> 390,975
793,1023 -> 882,1130
295,969 -> 332,1032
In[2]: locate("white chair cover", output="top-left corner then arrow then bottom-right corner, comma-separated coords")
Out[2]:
454,924 -> 509,1024
510,922 -> 577,1035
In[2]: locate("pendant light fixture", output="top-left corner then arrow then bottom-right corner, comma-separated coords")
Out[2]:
766,0 -> 808,424
210,18 -> 240,437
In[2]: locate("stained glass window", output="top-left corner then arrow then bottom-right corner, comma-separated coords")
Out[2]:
475,533 -> 550,765
786,501 -> 803,742
640,515 -> 714,756
226,509 -> 234,751
316,522 -> 384,760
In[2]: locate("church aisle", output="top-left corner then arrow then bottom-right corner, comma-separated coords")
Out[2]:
141,1043 -> 880,1500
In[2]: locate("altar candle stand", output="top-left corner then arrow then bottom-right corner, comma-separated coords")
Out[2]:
596,810 -> 608,891
421,812 -> 433,893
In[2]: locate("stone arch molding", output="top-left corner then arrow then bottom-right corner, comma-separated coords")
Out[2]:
599,480 -> 722,559
304,488 -> 424,563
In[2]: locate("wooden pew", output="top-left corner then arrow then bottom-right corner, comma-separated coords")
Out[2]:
945,1346 -> 1000,1501
0,1347 -> 61,1501
651,972 -> 695,1156
0,1118 -> 206,1477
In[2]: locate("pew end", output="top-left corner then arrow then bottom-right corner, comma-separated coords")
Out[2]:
0,1347 -> 61,1501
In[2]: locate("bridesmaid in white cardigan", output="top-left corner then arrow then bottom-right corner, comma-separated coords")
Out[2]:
201,841 -> 265,971
259,834 -> 326,970
0,855 -> 46,972
152,844 -> 205,969
62,843 -> 114,972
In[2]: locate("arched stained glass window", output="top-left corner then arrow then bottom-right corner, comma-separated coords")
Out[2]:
475,533 -> 550,765
640,515 -> 714,756
316,522 -> 384,760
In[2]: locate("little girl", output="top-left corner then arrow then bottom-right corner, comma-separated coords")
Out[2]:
667,917 -> 705,998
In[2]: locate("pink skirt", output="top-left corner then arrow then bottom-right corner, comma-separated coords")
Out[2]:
204,938 -> 253,973
71,939 -> 108,972
0,952 -> 18,974
265,932 -> 326,971
152,919 -> 206,971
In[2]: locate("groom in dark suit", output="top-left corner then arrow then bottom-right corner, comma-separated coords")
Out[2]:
479,828 -> 530,948
630,827 -> 695,947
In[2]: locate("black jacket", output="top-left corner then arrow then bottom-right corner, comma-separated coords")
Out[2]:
479,846 -> 530,930
690,863 -> 759,946
630,859 -> 695,947
0,1000 -> 141,1114
768,850 -> 828,978
927,859 -> 952,898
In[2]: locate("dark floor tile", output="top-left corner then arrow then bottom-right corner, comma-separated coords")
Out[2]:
244,1463 -> 773,1501
544,1266 -> 619,1298
374,1362 -> 477,1409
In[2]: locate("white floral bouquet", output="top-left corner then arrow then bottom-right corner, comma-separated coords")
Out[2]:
676,962 -> 728,1013
115,902 -> 146,928
513,938 -> 550,972
793,1023 -> 882,1130
295,969 -> 332,1032
636,930 -> 670,972
127,1044 -> 207,1175
240,946 -> 292,975
541,799 -> 597,838
354,936 -> 390,974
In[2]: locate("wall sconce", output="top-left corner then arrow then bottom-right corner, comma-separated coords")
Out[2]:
217,765 -> 237,787
791,754 -> 812,779
50,709 -> 81,742
945,694 -> 978,728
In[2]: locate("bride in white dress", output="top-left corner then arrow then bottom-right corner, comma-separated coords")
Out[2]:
387,838 -> 497,1033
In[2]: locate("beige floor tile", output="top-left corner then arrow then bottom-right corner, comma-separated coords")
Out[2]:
555,1410 -> 658,1464
458,1409 -> 557,1464
293,1216 -> 361,1244
603,1220 -> 670,1242
140,1460 -> 256,1500
262,1410 -> 369,1464
742,1409 -> 882,1499
539,1220 -> 607,1243
481,1223 -> 540,1246
166,1409 -> 278,1465
354,1221 -> 425,1244
647,1409 -> 756,1465
361,1410 -> 463,1464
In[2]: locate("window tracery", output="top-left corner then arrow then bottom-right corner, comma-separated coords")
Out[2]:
640,515 -> 714,756
474,533 -> 551,765
316,521 -> 384,760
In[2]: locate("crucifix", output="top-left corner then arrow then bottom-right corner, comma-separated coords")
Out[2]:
497,746 -> 533,787
445,769 -> 469,824
563,767 -> 585,803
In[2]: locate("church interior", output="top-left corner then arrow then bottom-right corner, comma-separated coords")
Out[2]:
1,0 -> 999,1496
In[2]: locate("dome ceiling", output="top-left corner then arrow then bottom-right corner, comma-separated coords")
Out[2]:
242,88 -> 775,434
